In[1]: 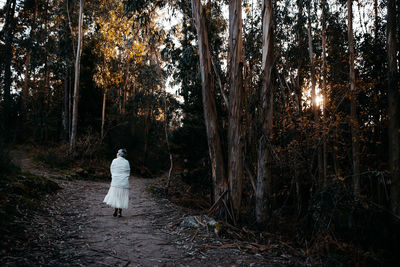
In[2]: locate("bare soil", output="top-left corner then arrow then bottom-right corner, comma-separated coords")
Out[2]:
2,150 -> 301,266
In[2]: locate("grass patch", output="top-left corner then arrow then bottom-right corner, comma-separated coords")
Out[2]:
33,147 -> 74,170
0,171 -> 60,250
31,144 -> 110,181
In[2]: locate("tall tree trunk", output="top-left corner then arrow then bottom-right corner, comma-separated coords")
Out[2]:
22,0 -> 37,114
256,0 -> 274,228
23,51 -> 31,117
143,89 -> 153,162
294,0 -> 304,210
43,1 -> 50,142
295,0 -> 304,113
387,0 -> 400,215
333,132 -> 340,176
228,0 -> 244,221
307,5 -> 317,120
122,64 -> 130,115
69,69 -> 73,139
1,0 -> 17,140
164,91 -> 174,195
66,0 -> 76,58
374,0 -> 379,41
69,0 -> 85,151
191,0 -> 227,205
321,0 -> 328,185
101,90 -> 107,139
143,48 -> 157,162
347,0 -> 360,197
63,68 -> 70,142
307,3 -> 323,185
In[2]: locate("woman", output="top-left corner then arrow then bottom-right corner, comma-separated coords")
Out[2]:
103,148 -> 131,217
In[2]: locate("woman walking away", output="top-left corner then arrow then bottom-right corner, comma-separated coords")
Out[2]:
104,149 -> 131,217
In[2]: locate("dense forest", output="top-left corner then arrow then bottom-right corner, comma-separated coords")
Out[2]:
1,0 -> 399,265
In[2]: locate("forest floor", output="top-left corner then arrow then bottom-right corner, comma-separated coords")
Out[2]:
1,149 -> 305,266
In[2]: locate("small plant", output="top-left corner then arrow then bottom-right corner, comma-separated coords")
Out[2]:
0,140 -> 15,177
34,148 -> 73,169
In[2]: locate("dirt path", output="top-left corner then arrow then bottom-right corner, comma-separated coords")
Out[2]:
4,150 -> 296,266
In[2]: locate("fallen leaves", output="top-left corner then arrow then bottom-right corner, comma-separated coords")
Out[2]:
203,242 -> 279,254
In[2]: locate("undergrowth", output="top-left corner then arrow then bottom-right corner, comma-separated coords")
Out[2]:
0,143 -> 60,251
32,143 -> 110,181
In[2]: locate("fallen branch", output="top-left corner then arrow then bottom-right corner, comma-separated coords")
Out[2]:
190,229 -> 199,242
245,163 -> 257,194
211,56 -> 229,110
193,216 -> 206,227
206,190 -> 228,216
222,199 -> 235,224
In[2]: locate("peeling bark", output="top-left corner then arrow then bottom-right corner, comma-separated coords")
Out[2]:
228,0 -> 244,221
191,0 -> 227,205
256,0 -> 274,227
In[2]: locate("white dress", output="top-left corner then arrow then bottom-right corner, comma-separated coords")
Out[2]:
103,157 -> 131,209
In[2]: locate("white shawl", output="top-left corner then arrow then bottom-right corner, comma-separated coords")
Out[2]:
110,157 -> 130,189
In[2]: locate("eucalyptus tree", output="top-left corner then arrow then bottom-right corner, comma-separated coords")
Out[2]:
51,0 -> 77,141
294,0 -> 307,111
190,0 -> 248,220
242,0 -> 262,163
306,1 -> 317,120
123,0 -> 172,164
93,0 -> 145,139
306,0 -> 324,186
69,0 -> 85,151
256,0 -> 274,227
387,0 -> 399,215
0,0 -> 17,140
18,0 -> 38,117
227,0 -> 245,222
347,0 -> 360,197
321,0 -> 327,184
191,0 -> 227,207
162,1 -> 210,178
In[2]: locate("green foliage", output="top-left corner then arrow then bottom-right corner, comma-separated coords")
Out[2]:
163,12 -> 209,170
123,0 -> 167,23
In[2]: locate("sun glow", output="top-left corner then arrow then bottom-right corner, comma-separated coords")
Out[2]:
302,83 -> 325,111
316,94 -> 324,108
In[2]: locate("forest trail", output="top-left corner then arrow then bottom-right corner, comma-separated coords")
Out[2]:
6,150 -> 287,266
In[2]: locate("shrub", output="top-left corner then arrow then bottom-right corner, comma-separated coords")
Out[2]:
33,144 -> 74,169
300,180 -> 400,265
0,140 -> 15,177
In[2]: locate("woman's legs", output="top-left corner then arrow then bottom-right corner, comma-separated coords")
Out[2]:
112,208 -> 123,217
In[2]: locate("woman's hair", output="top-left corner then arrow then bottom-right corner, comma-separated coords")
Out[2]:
118,148 -> 127,158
